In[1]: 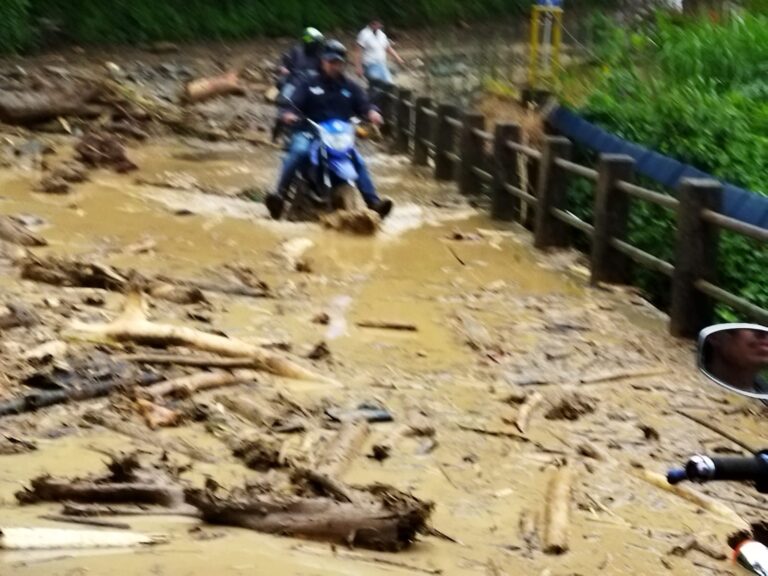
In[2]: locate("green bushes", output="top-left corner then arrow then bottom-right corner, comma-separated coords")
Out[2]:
0,0 -> 530,51
564,13 -> 768,319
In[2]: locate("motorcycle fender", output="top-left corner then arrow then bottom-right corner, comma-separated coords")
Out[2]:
328,157 -> 358,182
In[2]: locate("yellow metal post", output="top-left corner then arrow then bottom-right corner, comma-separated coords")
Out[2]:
528,5 -> 564,90
552,8 -> 563,84
528,6 -> 541,87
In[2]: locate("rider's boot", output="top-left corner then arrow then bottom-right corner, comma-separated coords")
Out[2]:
367,197 -> 394,219
265,192 -> 286,219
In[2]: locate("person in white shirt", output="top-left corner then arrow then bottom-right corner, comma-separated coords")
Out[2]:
355,18 -> 405,85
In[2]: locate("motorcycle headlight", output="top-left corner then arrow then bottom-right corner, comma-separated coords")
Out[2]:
320,126 -> 355,151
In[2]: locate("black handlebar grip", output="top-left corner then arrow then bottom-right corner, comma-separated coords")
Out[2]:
710,457 -> 765,481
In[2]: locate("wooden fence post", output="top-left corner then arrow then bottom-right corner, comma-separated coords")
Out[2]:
670,178 -> 722,338
534,136 -> 572,249
491,123 -> 522,221
394,88 -> 413,154
435,104 -> 460,181
459,112 -> 485,196
591,154 -> 635,286
413,97 -> 433,166
380,84 -> 397,136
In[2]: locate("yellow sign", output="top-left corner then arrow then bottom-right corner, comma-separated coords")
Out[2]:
528,5 -> 563,88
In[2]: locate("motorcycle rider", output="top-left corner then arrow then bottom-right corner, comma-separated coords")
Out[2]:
266,40 -> 394,221
273,28 -> 325,142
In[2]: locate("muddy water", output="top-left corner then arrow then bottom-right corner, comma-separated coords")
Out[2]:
0,136 -> 756,576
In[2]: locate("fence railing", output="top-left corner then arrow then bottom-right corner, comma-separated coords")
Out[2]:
371,82 -> 768,338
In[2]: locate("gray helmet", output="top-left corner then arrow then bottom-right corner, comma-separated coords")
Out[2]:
322,39 -> 347,62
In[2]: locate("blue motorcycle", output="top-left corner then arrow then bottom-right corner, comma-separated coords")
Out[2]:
284,117 -> 365,221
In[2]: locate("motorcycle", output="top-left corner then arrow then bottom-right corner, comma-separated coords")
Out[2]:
280,117 -> 368,224
668,323 -> 768,574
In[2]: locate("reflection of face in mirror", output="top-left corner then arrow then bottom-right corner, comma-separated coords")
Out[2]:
703,329 -> 768,394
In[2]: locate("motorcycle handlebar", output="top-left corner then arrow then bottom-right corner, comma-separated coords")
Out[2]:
668,454 -> 768,485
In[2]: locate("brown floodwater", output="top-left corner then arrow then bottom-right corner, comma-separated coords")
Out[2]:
0,135 -> 760,576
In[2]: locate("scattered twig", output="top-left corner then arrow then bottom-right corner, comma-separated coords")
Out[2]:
516,392 -> 544,434
355,321 -> 418,332
39,514 -> 131,530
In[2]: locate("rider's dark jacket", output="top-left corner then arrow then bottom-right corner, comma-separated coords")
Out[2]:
279,43 -> 322,87
288,72 -> 373,124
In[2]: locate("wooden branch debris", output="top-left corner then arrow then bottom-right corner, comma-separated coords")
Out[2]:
355,321 -> 418,332
542,464 -> 572,555
185,484 -> 433,552
61,503 -> 199,518
16,477 -> 185,508
146,370 -> 253,399
0,526 -> 167,550
516,392 -> 544,434
68,289 -> 325,381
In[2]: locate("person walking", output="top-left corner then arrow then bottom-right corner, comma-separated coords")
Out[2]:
355,18 -> 405,86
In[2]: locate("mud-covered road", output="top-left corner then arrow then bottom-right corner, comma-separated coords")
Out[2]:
0,42 -> 765,576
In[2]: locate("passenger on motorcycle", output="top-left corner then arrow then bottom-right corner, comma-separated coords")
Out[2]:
277,27 -> 325,97
266,40 -> 394,221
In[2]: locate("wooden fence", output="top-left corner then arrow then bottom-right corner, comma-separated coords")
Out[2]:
372,83 -> 768,338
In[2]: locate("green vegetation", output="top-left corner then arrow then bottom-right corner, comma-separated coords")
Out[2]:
0,0 -> 530,52
561,13 -> 768,319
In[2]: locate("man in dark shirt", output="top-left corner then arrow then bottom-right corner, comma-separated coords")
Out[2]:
266,40 -> 393,220
277,28 -> 324,94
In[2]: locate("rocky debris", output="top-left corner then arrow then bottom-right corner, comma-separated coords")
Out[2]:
545,393 -> 596,421
75,132 -> 138,173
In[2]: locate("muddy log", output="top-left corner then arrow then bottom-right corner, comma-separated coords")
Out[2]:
0,216 -> 46,247
16,476 -> 185,507
68,289 -> 325,381
214,393 -> 279,428
183,71 -> 245,104
542,464 -> 572,555
20,255 -> 127,290
185,487 -> 433,552
155,275 -> 271,299
61,503 -> 200,518
516,392 -> 544,434
146,370 -> 252,399
0,88 -> 99,125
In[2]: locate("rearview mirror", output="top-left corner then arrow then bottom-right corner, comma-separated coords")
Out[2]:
699,323 -> 768,400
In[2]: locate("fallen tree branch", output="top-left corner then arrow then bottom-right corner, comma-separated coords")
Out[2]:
68,289 -> 324,381
676,409 -> 754,454
16,477 -> 185,507
185,486 -> 433,552
155,275 -> 270,299
146,370 -> 252,399
578,366 -> 670,385
542,464 -> 572,555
